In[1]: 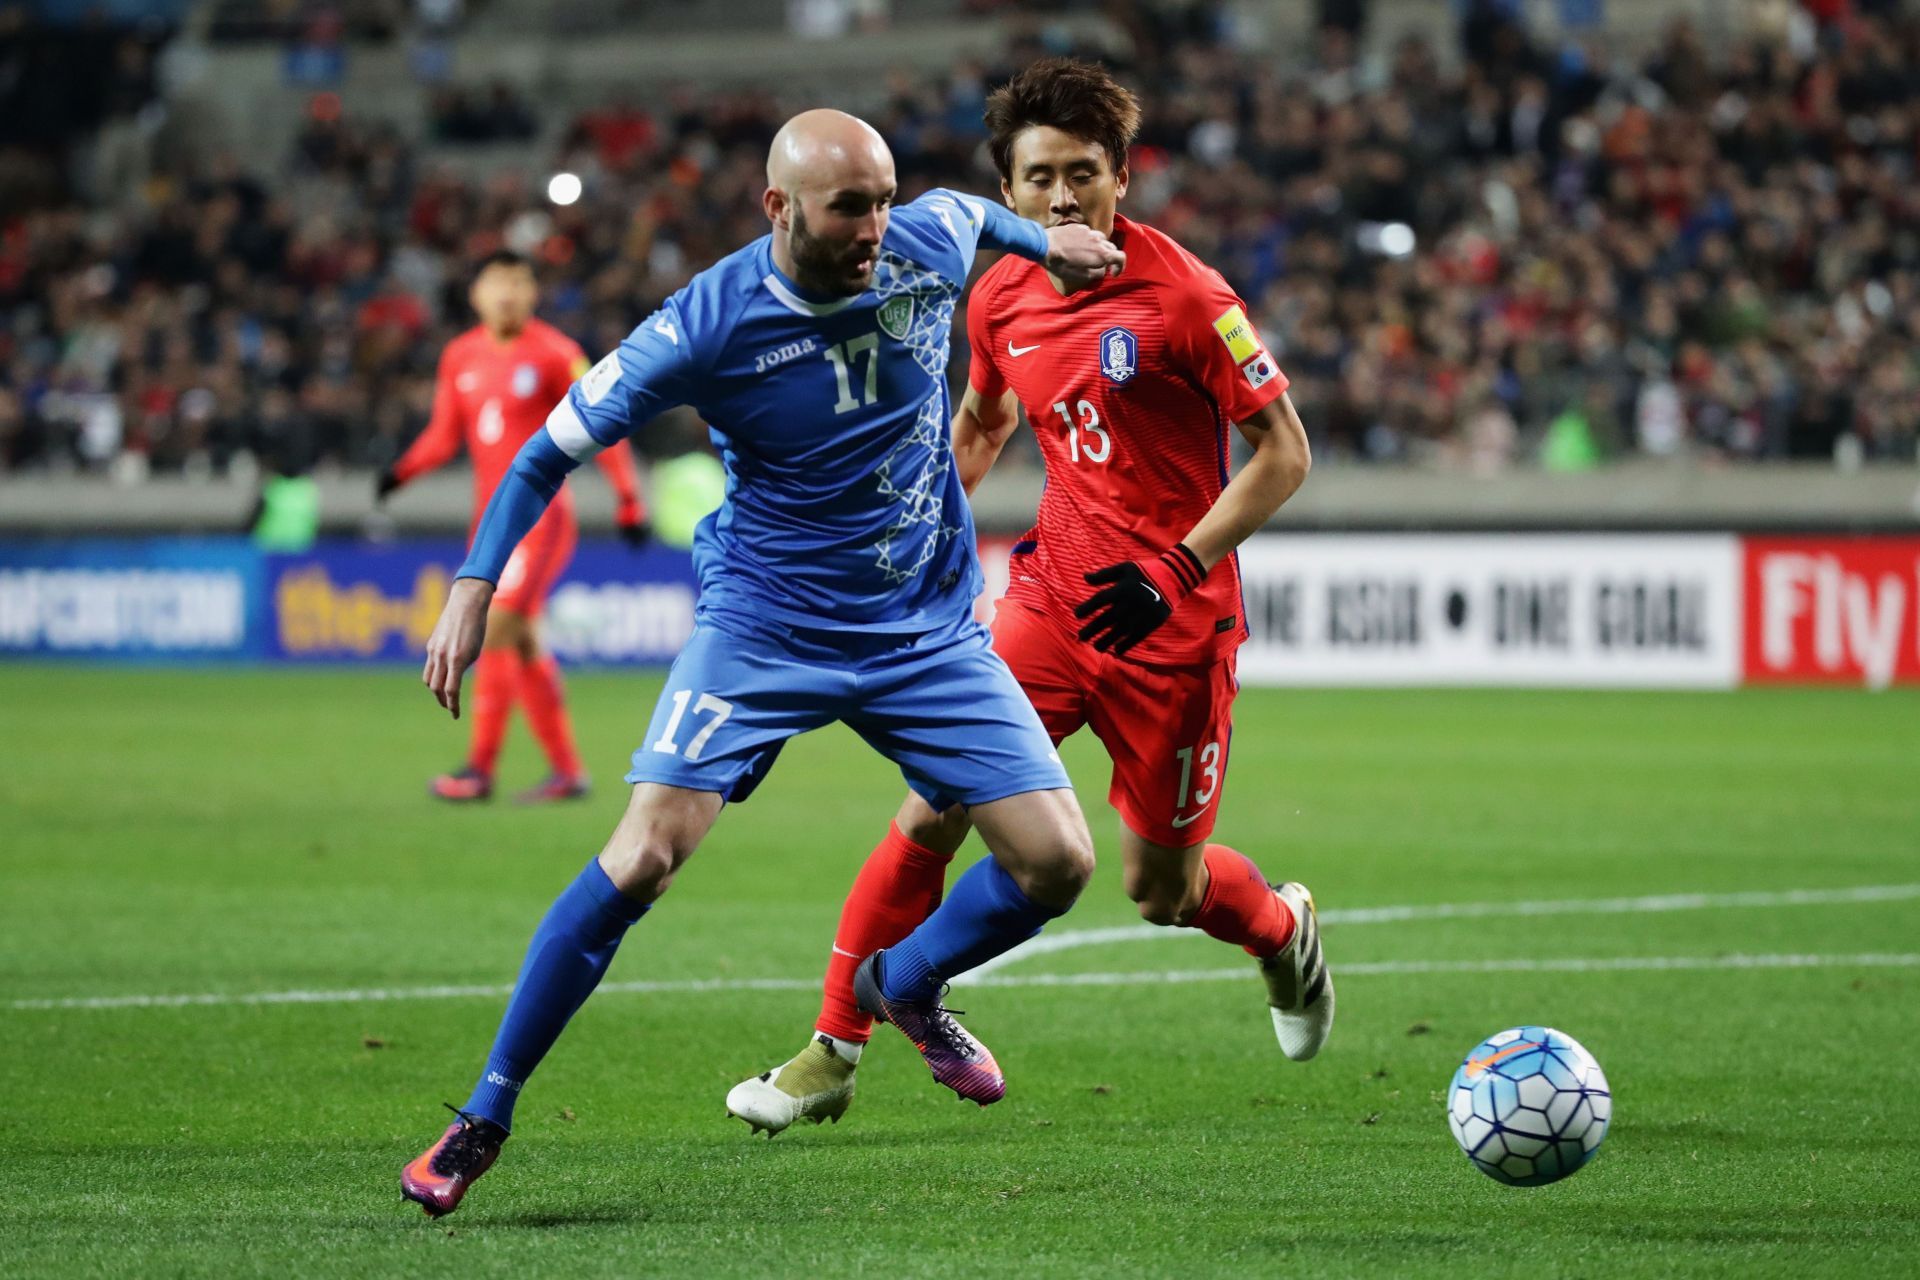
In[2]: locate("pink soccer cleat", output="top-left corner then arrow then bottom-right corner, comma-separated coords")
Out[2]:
513,773 -> 591,805
429,767 -> 492,803
853,952 -> 1006,1106
400,1106 -> 506,1218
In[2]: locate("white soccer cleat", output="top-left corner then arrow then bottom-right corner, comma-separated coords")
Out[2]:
725,1035 -> 857,1137
1259,881 -> 1335,1061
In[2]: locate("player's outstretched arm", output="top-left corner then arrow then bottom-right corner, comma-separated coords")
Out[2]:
381,350 -> 467,501
952,384 -> 1021,497
421,429 -> 579,717
915,189 -> 1122,290
420,301 -> 701,706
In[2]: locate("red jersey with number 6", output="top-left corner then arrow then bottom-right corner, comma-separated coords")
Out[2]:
393,317 -> 642,536
966,214 -> 1288,666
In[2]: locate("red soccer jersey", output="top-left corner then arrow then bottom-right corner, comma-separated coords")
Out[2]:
967,214 -> 1288,666
394,316 -> 642,532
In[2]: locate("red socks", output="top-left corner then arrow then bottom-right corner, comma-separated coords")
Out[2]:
467,650 -> 584,780
467,649 -> 524,776
520,654 -> 584,779
809,836 -> 1287,1044
1189,844 -> 1296,958
815,823 -> 955,1044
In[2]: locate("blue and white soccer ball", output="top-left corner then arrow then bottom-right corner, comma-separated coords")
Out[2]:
1446,1026 -> 1611,1186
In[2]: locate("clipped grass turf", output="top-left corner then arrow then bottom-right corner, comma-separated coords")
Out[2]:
2,667 -> 1917,1278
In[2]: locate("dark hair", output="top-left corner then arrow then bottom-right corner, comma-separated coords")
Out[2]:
472,248 -> 534,282
985,58 -> 1142,182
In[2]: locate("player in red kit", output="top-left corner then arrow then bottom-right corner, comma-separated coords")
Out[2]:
727,60 -> 1330,1133
378,250 -> 648,803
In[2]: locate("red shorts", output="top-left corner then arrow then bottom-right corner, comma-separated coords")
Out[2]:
492,512 -> 578,618
990,599 -> 1237,847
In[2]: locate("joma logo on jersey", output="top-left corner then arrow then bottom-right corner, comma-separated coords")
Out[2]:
754,337 -> 819,373
878,296 -> 915,341
1098,326 -> 1138,384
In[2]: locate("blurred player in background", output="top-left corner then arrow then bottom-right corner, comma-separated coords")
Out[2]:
728,59 -> 1330,1136
398,110 -> 1127,1217
378,250 -> 649,804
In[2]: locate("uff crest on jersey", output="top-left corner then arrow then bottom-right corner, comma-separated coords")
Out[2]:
878,295 -> 915,341
512,364 -> 540,398
1099,326 -> 1138,384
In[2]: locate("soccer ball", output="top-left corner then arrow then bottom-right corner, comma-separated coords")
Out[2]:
1446,1026 -> 1611,1186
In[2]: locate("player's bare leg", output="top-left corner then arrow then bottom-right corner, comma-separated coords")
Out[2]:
727,792 -> 969,1134
592,782 -> 725,899
511,614 -> 592,803
430,612 -> 532,802
971,789 -> 1095,908
855,788 -> 1093,1104
1121,828 -> 1333,1061
401,783 -> 721,1216
1119,832 -> 1209,927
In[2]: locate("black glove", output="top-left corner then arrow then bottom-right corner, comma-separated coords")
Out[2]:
618,517 -> 653,549
374,468 -> 403,503
1074,544 -> 1206,654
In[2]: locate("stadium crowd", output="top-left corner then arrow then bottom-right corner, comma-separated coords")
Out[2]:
2,0 -> 1918,477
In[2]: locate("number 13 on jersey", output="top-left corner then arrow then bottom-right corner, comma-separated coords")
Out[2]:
1053,399 -> 1111,464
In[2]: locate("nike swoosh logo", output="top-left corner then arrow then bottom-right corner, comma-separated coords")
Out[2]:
1170,807 -> 1210,828
1143,584 -> 1161,603
1008,342 -> 1041,357
1464,1041 -> 1540,1077
831,946 -> 860,959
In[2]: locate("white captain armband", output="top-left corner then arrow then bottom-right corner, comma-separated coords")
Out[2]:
545,398 -> 605,461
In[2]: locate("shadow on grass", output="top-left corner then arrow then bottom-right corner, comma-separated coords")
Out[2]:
473,1207 -> 647,1230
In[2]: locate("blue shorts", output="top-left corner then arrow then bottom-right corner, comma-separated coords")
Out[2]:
624,605 -> 1071,808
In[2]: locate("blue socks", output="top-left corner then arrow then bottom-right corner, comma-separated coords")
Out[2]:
460,855 -> 1052,1126
880,856 -> 1064,1003
463,858 -> 649,1132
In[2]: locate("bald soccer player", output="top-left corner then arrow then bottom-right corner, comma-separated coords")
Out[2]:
398,110 -> 1126,1218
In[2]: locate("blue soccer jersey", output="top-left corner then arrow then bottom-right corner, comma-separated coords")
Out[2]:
459,189 -> 1049,632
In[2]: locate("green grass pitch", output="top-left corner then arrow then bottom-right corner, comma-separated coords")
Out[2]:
2,666 -> 1917,1278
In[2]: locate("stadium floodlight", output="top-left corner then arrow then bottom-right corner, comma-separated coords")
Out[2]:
547,172 -> 583,206
1356,221 -> 1416,259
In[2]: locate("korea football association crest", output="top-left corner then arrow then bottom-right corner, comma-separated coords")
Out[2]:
1099,326 -> 1138,385
878,295 -> 915,341
512,363 -> 540,398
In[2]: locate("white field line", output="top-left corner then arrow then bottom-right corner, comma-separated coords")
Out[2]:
8,883 -> 1916,1013
7,952 -> 1916,1014
4,977 -> 817,1012
961,882 -> 1920,977
963,952 -> 1920,990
